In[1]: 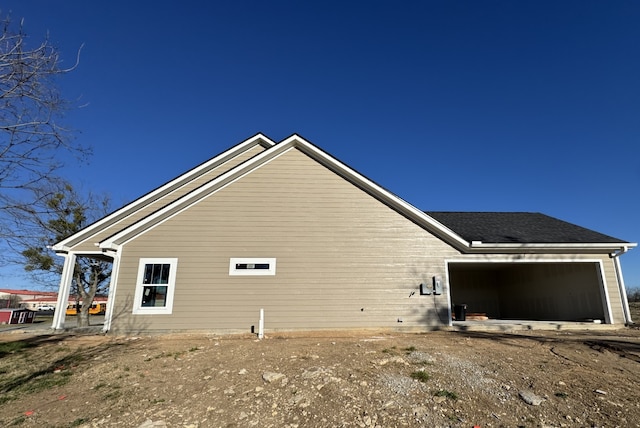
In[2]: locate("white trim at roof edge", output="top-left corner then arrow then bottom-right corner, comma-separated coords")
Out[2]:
469,241 -> 638,253
51,133 -> 276,252
98,134 -> 470,250
46,244 -> 117,259
610,244 -> 637,258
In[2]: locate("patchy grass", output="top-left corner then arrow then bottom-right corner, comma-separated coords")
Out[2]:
410,370 -> 430,382
0,341 -> 34,357
434,389 -> 458,400
103,390 -> 122,400
0,336 -> 129,411
0,370 -> 73,405
7,415 -> 26,426
403,346 -> 417,354
22,371 -> 73,394
147,350 -> 187,361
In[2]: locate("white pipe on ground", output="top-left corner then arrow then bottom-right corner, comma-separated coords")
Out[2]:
258,308 -> 264,339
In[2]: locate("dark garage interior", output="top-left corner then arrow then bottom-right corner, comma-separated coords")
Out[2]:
448,262 -> 607,322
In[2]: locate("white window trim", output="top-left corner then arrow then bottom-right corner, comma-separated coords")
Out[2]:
133,258 -> 178,314
229,258 -> 276,276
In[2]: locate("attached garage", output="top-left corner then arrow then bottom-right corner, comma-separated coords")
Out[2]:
428,211 -> 634,325
447,261 -> 608,322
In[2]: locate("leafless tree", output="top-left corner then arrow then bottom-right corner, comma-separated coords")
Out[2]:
0,15 -> 89,263
0,293 -> 21,308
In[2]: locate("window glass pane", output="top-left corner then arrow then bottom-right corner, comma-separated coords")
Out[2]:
144,264 -> 171,284
159,264 -> 170,283
141,285 -> 168,307
235,263 -> 270,270
143,264 -> 153,284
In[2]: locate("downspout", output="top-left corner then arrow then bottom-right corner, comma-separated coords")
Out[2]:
611,246 -> 633,325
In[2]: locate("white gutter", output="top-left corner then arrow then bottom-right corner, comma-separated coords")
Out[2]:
611,245 -> 635,325
469,241 -> 636,253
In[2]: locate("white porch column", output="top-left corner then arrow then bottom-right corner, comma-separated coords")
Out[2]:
102,250 -> 120,333
52,252 -> 76,330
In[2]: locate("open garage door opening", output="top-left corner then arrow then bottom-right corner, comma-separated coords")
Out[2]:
448,261 -> 609,323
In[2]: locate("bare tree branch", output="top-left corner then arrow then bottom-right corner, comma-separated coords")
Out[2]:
0,14 -> 90,267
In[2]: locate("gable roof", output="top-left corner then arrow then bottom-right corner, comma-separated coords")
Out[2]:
53,133 -> 635,256
97,134 -> 469,250
427,212 -> 628,245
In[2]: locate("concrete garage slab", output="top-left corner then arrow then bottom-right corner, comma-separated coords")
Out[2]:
450,319 -> 624,332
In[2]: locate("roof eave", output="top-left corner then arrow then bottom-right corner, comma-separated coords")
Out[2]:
466,241 -> 637,254
49,244 -> 71,254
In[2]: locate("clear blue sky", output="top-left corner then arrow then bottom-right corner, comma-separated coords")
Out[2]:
1,1 -> 639,289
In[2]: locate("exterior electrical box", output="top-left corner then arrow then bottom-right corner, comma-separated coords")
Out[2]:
420,282 -> 431,295
433,276 -> 443,295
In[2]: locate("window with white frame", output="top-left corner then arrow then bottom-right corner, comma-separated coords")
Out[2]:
229,258 -> 276,276
133,258 -> 178,314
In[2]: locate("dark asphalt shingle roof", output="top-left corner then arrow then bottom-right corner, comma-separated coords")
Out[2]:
425,212 -> 627,244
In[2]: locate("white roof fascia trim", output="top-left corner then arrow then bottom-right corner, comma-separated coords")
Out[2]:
285,136 -> 470,249
100,242 -> 122,252
52,134 -> 276,252
50,245 -> 71,254
467,242 -> 637,253
51,248 -> 115,260
99,141 -> 289,249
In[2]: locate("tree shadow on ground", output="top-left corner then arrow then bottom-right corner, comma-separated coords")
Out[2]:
0,335 -> 130,395
445,329 -> 640,362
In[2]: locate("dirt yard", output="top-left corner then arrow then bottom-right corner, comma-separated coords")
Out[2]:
1,323 -> 639,428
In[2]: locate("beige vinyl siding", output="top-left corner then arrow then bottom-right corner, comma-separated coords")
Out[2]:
110,148 -> 460,333
69,145 -> 266,253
